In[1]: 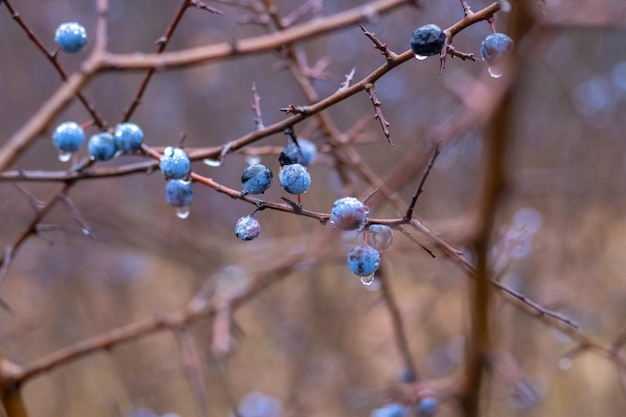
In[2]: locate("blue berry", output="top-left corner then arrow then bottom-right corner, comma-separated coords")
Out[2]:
368,224 -> 394,251
235,216 -> 260,241
279,163 -> 311,194
114,123 -> 144,152
165,179 -> 193,207
234,392 -> 282,417
88,132 -> 117,161
330,197 -> 368,231
347,245 -> 380,277
279,143 -> 303,166
297,139 -> 317,166
480,33 -> 514,64
160,147 -> 191,179
417,397 -> 439,416
241,164 -> 273,194
371,404 -> 408,417
410,24 -> 446,58
54,22 -> 88,53
52,121 -> 85,153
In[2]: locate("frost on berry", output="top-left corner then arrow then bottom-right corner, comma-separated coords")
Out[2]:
54,22 -> 88,53
410,24 -> 446,59
279,143 -> 303,166
330,197 -> 368,231
114,123 -> 144,152
347,245 -> 380,277
88,132 -> 117,161
52,121 -> 85,153
241,164 -> 273,194
235,216 -> 261,241
160,146 -> 191,179
279,163 -> 311,194
367,224 -> 394,251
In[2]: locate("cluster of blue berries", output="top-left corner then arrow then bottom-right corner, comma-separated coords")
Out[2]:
330,197 -> 395,285
160,147 -> 193,218
54,22 -> 88,53
234,138 -> 317,241
52,121 -> 144,162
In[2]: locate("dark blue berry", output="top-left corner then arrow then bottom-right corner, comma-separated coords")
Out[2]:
279,143 -> 303,166
279,163 -> 311,194
160,147 -> 191,179
165,179 -> 193,207
480,33 -> 514,64
241,164 -> 273,194
54,22 -> 88,53
297,139 -> 317,166
235,216 -> 260,241
88,132 -> 117,161
234,391 -> 282,417
52,121 -> 85,153
417,397 -> 439,416
114,123 -> 144,152
331,197 -> 368,231
347,245 -> 380,277
371,404 -> 408,417
410,24 -> 446,57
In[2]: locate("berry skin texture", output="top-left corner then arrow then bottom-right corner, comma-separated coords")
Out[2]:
368,224 -> 394,251
347,245 -> 380,277
410,24 -> 446,57
241,164 -> 273,194
114,123 -> 144,152
417,397 -> 439,416
480,33 -> 514,64
235,216 -> 261,241
88,132 -> 117,161
52,121 -> 85,152
279,142 -> 303,166
330,197 -> 368,231
279,163 -> 311,194
297,139 -> 317,166
165,179 -> 193,207
160,147 -> 191,180
371,404 -> 408,417
54,22 -> 88,53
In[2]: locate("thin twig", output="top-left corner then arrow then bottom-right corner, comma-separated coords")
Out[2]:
404,145 -> 440,220
364,83 -> 392,144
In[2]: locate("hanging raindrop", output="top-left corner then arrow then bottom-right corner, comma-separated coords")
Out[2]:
488,65 -> 504,78
175,206 -> 190,219
360,274 -> 375,286
203,158 -> 222,167
58,151 -> 72,162
414,54 -> 428,61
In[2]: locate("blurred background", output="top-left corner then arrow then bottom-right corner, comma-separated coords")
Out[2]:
1,0 -> 626,416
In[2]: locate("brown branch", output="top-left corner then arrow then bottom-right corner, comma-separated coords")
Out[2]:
359,24 -> 397,61
176,326 -> 211,417
250,83 -> 265,130
364,83 -> 392,144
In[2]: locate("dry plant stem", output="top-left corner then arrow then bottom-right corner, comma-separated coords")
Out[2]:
364,83 -> 392,144
404,146 -> 440,221
251,83 -> 265,130
177,326 -> 211,417
2,0 -> 106,129
121,0 -> 192,122
378,262 -> 419,382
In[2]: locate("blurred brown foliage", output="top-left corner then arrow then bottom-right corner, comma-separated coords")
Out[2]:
1,1 -> 626,417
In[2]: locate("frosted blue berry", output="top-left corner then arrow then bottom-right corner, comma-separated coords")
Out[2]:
297,139 -> 317,166
54,22 -> 88,53
368,224 -> 394,251
241,164 -> 273,194
347,245 -> 380,277
52,121 -> 85,153
279,143 -> 303,166
114,123 -> 144,152
417,397 -> 439,416
165,179 -> 193,207
279,163 -> 311,194
371,404 -> 408,417
88,132 -> 117,161
160,146 -> 191,179
480,33 -> 514,64
330,197 -> 368,231
410,24 -> 446,58
235,216 -> 260,241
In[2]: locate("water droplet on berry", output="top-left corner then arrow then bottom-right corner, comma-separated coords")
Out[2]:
175,206 -> 190,219
81,228 -> 91,236
360,274 -> 375,286
58,151 -> 72,162
245,155 -> 262,166
203,158 -> 222,167
414,54 -> 428,61
488,66 -> 504,78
